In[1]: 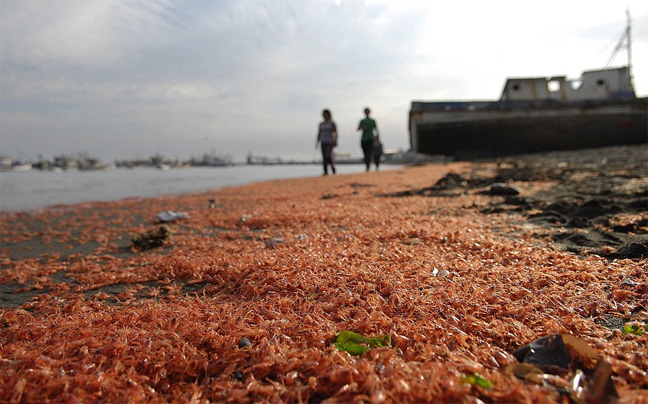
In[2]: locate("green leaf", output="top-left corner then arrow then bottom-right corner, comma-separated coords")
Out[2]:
622,324 -> 645,336
461,373 -> 493,389
334,331 -> 391,356
366,335 -> 391,348
334,331 -> 368,355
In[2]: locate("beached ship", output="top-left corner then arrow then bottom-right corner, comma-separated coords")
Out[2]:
409,13 -> 647,158
409,66 -> 647,158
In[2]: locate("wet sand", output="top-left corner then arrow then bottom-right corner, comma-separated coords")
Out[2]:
1,145 -> 646,402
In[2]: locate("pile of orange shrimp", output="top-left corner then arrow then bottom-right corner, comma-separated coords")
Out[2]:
1,162 -> 646,403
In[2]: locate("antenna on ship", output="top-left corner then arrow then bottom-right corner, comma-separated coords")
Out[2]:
605,8 -> 634,90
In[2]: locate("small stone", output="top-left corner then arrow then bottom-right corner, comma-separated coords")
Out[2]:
266,237 -> 286,248
238,337 -> 251,349
489,183 -> 520,196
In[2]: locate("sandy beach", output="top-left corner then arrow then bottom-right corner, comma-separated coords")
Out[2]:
1,145 -> 646,403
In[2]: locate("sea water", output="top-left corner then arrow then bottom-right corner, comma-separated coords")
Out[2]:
0,164 -> 376,212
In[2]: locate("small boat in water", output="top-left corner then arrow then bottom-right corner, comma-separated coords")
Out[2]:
409,14 -> 647,158
0,157 -> 32,172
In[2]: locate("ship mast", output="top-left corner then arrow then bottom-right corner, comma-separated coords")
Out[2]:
627,9 -> 633,90
606,9 -> 634,90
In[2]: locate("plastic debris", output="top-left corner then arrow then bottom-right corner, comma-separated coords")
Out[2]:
334,331 -> 391,356
512,333 -> 571,370
438,269 -> 450,278
507,334 -> 618,402
585,359 -> 618,403
504,363 -> 544,384
157,211 -> 189,222
621,276 -> 639,287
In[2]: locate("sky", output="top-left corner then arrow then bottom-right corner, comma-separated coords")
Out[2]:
1,0 -> 647,162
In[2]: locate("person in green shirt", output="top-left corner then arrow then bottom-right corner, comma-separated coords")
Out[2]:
357,108 -> 380,172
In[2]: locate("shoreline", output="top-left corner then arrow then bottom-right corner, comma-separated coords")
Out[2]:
0,163 -> 392,213
1,145 -> 646,402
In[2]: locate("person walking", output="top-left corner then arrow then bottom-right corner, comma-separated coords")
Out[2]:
357,108 -> 380,171
316,109 -> 338,175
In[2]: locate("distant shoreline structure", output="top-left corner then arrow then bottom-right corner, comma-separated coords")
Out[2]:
1,149 -> 443,172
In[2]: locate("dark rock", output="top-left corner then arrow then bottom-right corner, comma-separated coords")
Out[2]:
613,241 -> 648,260
238,337 -> 251,349
488,183 -> 520,195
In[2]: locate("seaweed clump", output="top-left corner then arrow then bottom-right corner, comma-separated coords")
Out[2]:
130,226 -> 171,251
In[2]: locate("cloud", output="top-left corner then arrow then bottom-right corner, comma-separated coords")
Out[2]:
1,0 -> 647,161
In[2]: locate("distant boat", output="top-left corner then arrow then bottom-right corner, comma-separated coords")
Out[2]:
246,154 -> 283,165
98,163 -> 117,171
0,158 -> 32,172
409,12 -> 647,158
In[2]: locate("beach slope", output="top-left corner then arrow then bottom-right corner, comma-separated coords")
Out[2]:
1,146 -> 646,403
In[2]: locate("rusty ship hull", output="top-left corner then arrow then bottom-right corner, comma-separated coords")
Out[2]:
409,97 -> 647,158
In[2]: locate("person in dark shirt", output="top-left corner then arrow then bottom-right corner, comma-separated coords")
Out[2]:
357,108 -> 380,172
316,109 -> 338,175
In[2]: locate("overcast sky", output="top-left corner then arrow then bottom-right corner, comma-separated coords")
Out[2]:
1,0 -> 647,162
